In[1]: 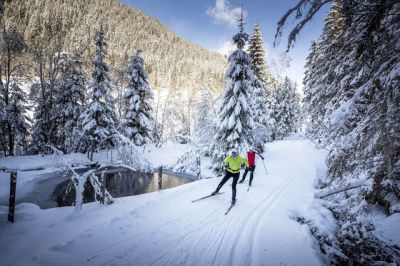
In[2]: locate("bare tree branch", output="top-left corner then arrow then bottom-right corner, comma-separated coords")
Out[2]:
274,0 -> 331,51
317,184 -> 362,198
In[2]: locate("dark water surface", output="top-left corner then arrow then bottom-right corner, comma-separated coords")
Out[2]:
17,168 -> 195,209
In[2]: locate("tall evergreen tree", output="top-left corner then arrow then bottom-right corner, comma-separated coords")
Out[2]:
248,22 -> 275,146
30,82 -> 52,154
248,23 -> 268,82
79,26 -> 117,159
53,52 -> 87,152
122,52 -> 153,146
6,81 -> 31,155
211,11 -> 255,175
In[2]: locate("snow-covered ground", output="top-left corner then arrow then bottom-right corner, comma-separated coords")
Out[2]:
3,135 -> 397,265
0,135 -> 330,265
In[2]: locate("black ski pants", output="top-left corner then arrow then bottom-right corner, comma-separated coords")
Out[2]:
215,171 -> 240,200
240,166 -> 256,184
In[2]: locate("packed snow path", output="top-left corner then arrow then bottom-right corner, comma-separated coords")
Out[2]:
0,135 -> 327,266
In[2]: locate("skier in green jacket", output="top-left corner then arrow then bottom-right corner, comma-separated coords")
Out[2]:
212,148 -> 249,204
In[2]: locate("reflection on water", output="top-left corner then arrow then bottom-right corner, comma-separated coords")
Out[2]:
55,169 -> 194,208
105,170 -> 192,197
17,169 -> 194,209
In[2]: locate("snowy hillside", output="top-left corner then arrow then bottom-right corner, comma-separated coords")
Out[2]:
3,0 -> 226,94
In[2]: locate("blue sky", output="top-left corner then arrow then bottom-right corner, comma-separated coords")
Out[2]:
119,0 -> 329,87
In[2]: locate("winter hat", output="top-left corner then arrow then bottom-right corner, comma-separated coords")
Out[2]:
231,148 -> 238,154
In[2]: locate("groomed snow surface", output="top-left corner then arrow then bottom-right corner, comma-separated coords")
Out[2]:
0,135 -> 332,265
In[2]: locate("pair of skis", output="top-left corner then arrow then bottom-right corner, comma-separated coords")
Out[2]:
191,192 -> 236,215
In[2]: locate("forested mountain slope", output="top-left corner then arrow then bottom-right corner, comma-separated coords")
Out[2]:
3,0 -> 226,93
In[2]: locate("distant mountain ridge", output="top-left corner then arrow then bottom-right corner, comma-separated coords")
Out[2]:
4,0 -> 226,94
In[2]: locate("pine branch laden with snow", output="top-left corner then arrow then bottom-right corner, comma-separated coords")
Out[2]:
122,53 -> 154,146
78,26 -> 118,160
211,15 -> 256,175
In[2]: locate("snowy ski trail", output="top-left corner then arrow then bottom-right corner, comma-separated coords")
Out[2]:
0,135 -> 326,266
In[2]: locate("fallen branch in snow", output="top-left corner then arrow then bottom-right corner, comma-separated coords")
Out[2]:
316,184 -> 363,198
315,178 -> 368,199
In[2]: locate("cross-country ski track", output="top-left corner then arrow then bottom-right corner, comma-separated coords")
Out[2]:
0,135 -> 328,266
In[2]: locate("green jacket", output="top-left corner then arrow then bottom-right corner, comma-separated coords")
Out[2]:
224,155 -> 249,174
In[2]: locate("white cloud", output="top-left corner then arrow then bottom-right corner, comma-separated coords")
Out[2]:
214,40 -> 235,56
206,0 -> 245,27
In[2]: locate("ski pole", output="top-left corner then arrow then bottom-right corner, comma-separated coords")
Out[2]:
262,160 -> 268,176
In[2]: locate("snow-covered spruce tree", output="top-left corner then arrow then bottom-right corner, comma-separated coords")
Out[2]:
248,23 -> 275,147
211,12 -> 255,175
5,81 -> 31,155
52,52 -> 87,152
251,84 -> 274,149
248,23 -> 266,80
79,26 -> 117,160
248,22 -> 276,86
274,77 -> 301,139
122,52 -> 153,146
29,82 -> 52,154
303,41 -> 323,140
